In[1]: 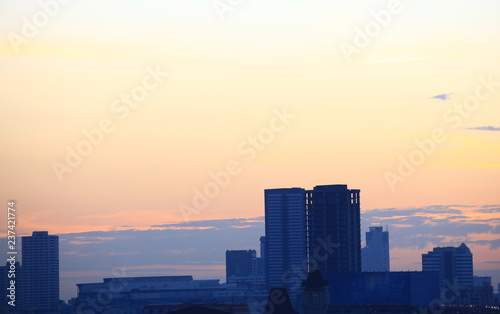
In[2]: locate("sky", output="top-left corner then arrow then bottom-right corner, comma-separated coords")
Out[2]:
0,0 -> 499,301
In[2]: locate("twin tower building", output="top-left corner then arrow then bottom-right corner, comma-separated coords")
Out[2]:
264,184 -> 362,301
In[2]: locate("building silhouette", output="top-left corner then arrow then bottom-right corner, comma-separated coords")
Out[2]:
264,188 -> 307,305
21,231 -> 59,312
325,271 -> 440,308
301,270 -> 329,314
262,288 -> 298,314
256,236 -> 266,276
306,185 -> 361,273
75,276 -> 249,312
422,242 -> 473,304
467,276 -> 494,306
264,184 -> 361,309
361,226 -> 390,272
226,250 -> 256,279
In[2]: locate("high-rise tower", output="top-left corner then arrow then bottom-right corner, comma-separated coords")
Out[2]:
422,243 -> 473,293
264,188 -> 307,305
21,231 -> 59,312
361,226 -> 390,272
306,185 -> 361,274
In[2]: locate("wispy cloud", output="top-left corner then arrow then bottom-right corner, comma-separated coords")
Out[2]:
466,126 -> 500,131
231,225 -> 255,229
431,93 -> 453,101
69,240 -> 104,245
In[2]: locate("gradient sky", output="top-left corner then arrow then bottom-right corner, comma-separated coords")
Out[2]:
1,0 -> 499,300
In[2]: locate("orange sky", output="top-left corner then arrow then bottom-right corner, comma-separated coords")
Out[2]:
1,0 -> 499,238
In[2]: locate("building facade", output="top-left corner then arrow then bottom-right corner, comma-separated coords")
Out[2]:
422,242 -> 473,302
74,276 -> 253,313
361,226 -> 390,272
306,185 -> 361,274
264,185 -> 362,310
226,250 -> 257,279
21,231 -> 59,312
265,188 -> 307,305
325,271 -> 440,307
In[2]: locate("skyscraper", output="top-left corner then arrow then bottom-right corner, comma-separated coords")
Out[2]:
256,236 -> 267,276
260,236 -> 266,261
264,188 -> 307,304
306,185 -> 361,274
361,226 -> 390,272
422,243 -> 473,292
226,249 -> 256,279
21,231 -> 59,312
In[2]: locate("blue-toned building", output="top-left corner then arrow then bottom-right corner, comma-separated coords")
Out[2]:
326,271 -> 440,307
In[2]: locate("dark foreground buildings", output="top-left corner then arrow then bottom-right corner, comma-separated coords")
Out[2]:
226,250 -> 257,279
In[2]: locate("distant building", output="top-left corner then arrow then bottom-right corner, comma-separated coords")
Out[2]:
325,271 -> 440,307
361,226 -> 390,272
75,276 -> 248,313
256,236 -> 266,276
465,276 -> 494,306
496,283 -> 500,306
260,236 -> 266,261
226,250 -> 256,279
422,243 -> 473,298
473,276 -> 491,287
306,185 -> 361,274
265,187 -> 307,305
21,231 -> 59,312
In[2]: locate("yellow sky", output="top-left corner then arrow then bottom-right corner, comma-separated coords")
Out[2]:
1,0 -> 500,235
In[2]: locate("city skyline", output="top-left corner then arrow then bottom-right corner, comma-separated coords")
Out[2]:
2,204 -> 499,303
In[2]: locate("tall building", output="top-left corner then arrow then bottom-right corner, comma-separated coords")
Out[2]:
260,236 -> 266,261
264,185 -> 362,309
264,188 -> 307,304
256,236 -> 267,276
21,231 -> 59,312
226,249 -> 256,279
306,185 -> 361,273
361,226 -> 390,272
422,243 -> 473,294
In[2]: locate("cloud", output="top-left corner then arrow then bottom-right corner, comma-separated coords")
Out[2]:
151,217 -> 265,231
430,93 -> 453,101
466,126 -> 500,131
69,240 -> 104,245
